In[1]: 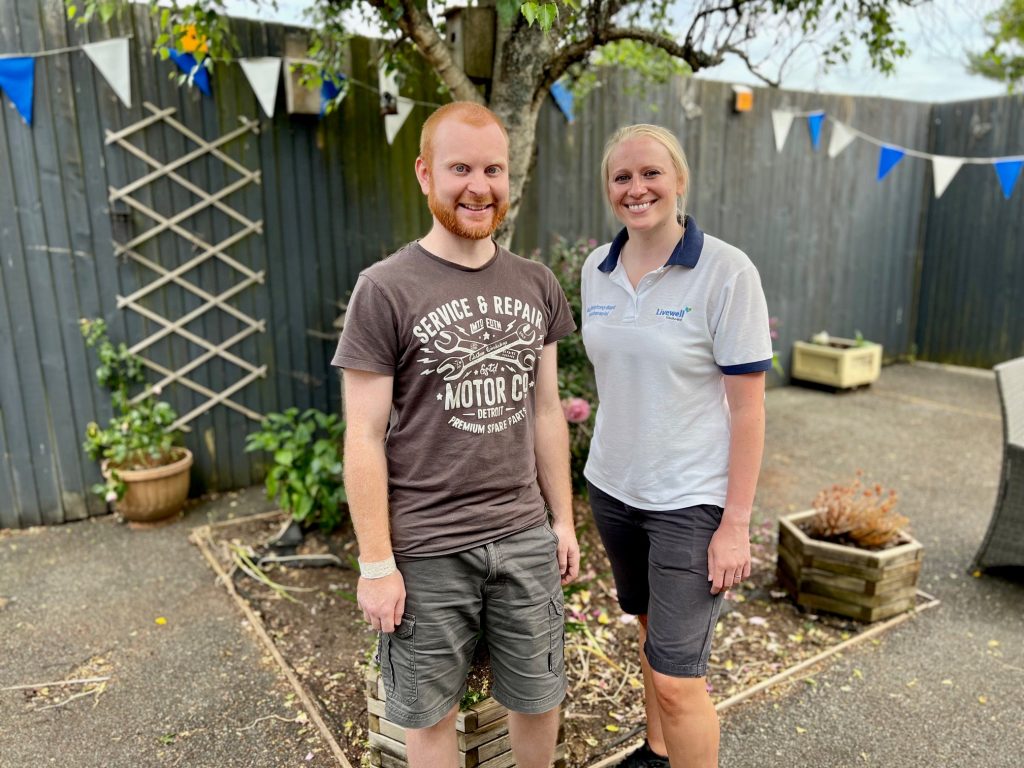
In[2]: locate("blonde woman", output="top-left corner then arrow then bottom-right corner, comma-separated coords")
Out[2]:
581,125 -> 771,768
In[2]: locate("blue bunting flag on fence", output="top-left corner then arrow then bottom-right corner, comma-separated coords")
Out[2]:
806,111 -> 825,151
877,145 -> 906,181
320,73 -> 346,116
168,50 -> 211,96
549,81 -> 574,124
993,160 -> 1023,200
0,57 -> 34,125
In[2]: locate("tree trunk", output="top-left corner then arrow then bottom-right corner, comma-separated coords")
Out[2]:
488,21 -> 553,249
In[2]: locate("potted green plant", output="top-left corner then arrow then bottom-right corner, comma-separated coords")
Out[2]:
791,330 -> 883,389
777,473 -> 922,622
80,319 -> 193,525
244,408 -> 347,533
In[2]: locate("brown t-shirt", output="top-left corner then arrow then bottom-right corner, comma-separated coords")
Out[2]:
333,242 -> 576,557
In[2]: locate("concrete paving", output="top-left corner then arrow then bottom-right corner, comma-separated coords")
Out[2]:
720,363 -> 1024,768
1,362 -> 1022,767
0,487 -> 339,768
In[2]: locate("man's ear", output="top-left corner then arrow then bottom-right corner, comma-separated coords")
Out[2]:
415,156 -> 431,195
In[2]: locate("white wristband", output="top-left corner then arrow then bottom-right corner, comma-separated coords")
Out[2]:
359,555 -> 397,579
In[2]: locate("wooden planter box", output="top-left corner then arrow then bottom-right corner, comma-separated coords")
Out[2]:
777,509 -> 923,623
366,671 -> 567,768
791,339 -> 882,389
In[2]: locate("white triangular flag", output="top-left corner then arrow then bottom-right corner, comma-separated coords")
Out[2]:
931,156 -> 964,198
239,57 -> 281,118
82,38 -> 131,108
771,110 -> 795,153
827,121 -> 857,158
379,65 -> 414,145
386,97 -> 414,145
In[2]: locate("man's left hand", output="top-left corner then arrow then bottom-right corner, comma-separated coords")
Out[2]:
551,520 -> 580,584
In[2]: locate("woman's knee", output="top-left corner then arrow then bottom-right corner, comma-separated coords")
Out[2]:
650,673 -> 709,718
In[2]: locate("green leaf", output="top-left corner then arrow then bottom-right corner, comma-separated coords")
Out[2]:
274,449 -> 294,467
67,4 -> 77,20
537,2 -> 558,31
521,2 -> 538,27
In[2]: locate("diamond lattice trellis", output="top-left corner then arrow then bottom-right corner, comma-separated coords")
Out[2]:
106,101 -> 266,432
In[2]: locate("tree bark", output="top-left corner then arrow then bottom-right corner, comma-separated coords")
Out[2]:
487,20 -> 554,247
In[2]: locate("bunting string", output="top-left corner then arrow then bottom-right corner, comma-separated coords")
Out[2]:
3,34 -> 571,140
772,108 -> 1024,199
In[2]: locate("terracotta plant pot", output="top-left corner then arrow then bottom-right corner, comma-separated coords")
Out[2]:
105,448 -> 193,524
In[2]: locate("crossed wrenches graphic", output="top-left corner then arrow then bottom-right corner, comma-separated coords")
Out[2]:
435,325 -> 537,381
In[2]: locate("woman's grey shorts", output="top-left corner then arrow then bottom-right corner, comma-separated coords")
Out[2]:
379,524 -> 567,729
587,481 -> 724,678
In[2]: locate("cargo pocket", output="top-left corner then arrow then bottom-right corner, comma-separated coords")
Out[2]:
547,594 -> 565,676
381,614 -> 417,704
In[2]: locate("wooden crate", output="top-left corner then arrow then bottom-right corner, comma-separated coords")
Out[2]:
791,339 -> 882,389
366,671 -> 567,768
777,509 -> 923,622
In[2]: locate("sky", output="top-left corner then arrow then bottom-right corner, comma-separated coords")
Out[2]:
221,0 -> 1010,104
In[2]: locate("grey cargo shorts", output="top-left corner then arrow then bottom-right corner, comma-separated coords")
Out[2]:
379,523 -> 567,728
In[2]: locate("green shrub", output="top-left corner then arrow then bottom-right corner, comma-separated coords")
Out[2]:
543,237 -> 598,494
245,408 -> 347,532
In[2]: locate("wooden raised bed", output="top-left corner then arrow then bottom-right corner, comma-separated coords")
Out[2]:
791,339 -> 882,389
777,509 -> 923,622
366,671 -> 567,768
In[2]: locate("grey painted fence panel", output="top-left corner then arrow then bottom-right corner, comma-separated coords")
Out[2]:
917,96 -> 1024,367
1,0 -> 1020,527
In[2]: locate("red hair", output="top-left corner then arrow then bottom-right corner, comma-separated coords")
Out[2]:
419,102 -> 509,168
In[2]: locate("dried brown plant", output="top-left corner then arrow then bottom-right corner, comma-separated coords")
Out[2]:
803,472 -> 908,550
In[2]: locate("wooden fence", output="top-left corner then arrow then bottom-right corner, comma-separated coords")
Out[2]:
1,0 -> 1021,527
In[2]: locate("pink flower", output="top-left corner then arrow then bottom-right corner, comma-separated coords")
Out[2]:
561,397 -> 591,424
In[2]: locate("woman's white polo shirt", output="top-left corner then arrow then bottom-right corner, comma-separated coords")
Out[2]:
581,216 -> 772,510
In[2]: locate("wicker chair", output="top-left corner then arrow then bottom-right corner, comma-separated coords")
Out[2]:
972,356 -> 1024,571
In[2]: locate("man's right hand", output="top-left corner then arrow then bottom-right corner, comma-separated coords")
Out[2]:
357,570 -> 407,633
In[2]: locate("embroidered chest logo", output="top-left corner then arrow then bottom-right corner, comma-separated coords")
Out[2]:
586,303 -> 616,317
654,305 -> 693,321
413,296 -> 546,435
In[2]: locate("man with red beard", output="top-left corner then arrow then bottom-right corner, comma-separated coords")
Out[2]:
333,102 -> 579,768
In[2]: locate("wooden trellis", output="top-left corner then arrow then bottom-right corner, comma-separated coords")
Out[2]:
106,102 -> 266,432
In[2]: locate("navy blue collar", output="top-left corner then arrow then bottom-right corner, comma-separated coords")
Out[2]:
598,214 -> 704,273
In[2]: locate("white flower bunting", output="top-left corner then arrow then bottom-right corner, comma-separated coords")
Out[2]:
239,57 -> 281,118
772,109 -> 1024,200
827,121 -> 856,159
771,110 -> 795,153
82,39 -> 132,108
378,65 -> 414,146
931,156 -> 964,199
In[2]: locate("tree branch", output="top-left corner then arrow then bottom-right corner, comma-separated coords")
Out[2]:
388,0 -> 482,103
723,47 -> 781,87
546,25 -> 724,87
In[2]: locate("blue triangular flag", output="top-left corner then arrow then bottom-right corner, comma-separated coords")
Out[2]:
320,72 -> 346,116
550,81 -> 574,124
0,57 -> 34,125
877,145 -> 905,181
168,50 -> 211,96
993,160 -> 1023,200
806,111 -> 825,151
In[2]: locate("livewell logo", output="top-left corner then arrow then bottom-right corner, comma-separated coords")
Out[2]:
655,306 -> 693,321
